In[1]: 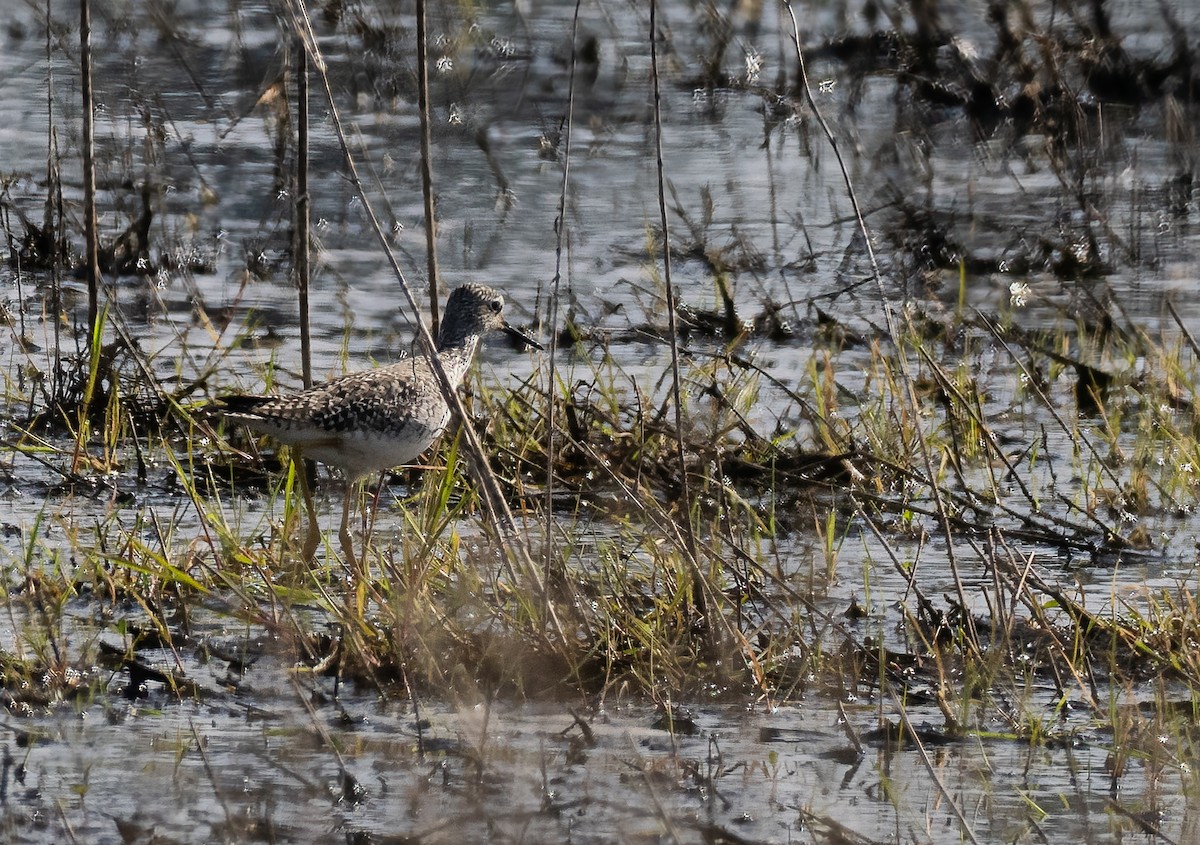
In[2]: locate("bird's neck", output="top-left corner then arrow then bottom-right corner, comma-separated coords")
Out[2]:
435,334 -> 481,384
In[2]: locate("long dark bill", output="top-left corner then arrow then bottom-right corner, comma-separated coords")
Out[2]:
501,322 -> 543,351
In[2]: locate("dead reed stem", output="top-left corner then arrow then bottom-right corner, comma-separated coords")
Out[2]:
649,0 -> 703,594
543,0 -> 585,586
79,0 -> 100,343
295,38 -> 313,390
416,0 -> 441,334
43,4 -> 64,403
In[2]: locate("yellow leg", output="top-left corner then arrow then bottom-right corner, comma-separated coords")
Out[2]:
298,459 -> 321,563
338,485 -> 356,572
363,475 -> 386,563
340,484 -> 368,617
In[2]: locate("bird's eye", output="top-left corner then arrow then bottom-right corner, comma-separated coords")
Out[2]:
490,299 -> 503,313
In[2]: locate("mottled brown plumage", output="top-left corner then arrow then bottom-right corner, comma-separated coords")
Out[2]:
223,284 -> 538,478
221,283 -> 540,565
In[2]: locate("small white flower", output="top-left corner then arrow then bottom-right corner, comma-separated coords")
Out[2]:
436,56 -> 453,73
745,50 -> 763,83
1009,281 -> 1031,307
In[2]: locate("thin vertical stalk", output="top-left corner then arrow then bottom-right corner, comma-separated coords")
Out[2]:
649,0 -> 700,567
416,0 -> 440,335
294,38 -> 317,535
46,0 -> 63,402
544,0 -> 585,586
79,0 -> 100,341
295,39 -> 313,389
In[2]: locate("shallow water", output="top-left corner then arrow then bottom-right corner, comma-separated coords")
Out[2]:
7,678 -> 1197,844
4,0 -> 1200,842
